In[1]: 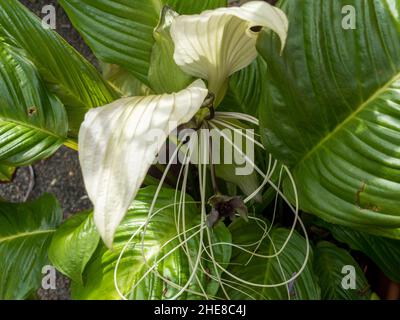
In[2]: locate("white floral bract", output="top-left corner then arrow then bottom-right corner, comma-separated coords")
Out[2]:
79,80 -> 208,248
170,1 -> 288,103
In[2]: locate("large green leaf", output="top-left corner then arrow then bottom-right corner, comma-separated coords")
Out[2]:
314,241 -> 371,300
258,0 -> 400,237
72,187 -> 231,300
221,218 -> 320,300
220,57 -> 268,116
59,0 -> 227,86
49,211 -> 100,284
102,63 -> 152,97
317,221 -> 400,283
0,194 -> 62,300
148,7 -> 193,94
0,0 -> 118,135
0,39 -> 68,166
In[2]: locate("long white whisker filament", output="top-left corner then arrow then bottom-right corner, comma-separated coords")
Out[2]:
208,214 -> 309,289
268,166 -> 284,234
170,138 -> 208,298
266,231 -> 291,299
207,122 -> 311,292
137,140 -> 187,292
114,111 -> 307,299
209,119 -> 277,204
208,122 -> 300,257
173,136 -> 209,299
244,158 -> 277,204
113,201 -> 198,300
213,118 -> 261,138
215,112 -> 259,126
169,128 -> 209,300
131,223 -> 207,296
114,140 -> 185,299
211,119 -> 264,149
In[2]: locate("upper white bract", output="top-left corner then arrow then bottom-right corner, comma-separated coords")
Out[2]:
79,80 -> 208,248
170,1 -> 288,104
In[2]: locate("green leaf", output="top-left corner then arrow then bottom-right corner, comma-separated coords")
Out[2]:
102,63 -> 152,97
59,0 -> 227,87
0,164 -> 15,182
49,211 -> 100,284
0,0 -> 118,135
317,221 -> 400,283
72,186 -> 231,300
220,57 -> 268,116
314,241 -> 371,300
209,121 -> 262,200
258,0 -> 400,236
0,194 -> 62,300
0,39 -> 68,166
221,218 -> 320,300
148,6 -> 194,94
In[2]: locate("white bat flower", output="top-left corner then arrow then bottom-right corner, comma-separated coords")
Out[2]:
170,1 -> 288,104
79,80 -> 208,248
79,2 -> 289,249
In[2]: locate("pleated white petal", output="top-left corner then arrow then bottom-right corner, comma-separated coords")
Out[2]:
78,80 -> 208,248
170,1 -> 288,103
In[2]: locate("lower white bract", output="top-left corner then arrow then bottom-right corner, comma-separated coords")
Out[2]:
78,80 -> 208,248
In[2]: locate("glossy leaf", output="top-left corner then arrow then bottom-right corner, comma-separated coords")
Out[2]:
317,221 -> 400,283
210,122 -> 262,200
0,194 -> 62,300
220,57 -> 268,116
0,0 -> 118,135
0,39 -> 68,166
314,241 -> 371,300
0,164 -> 15,182
221,218 -> 320,300
148,7 -> 194,94
102,63 -> 152,97
49,211 -> 100,284
258,0 -> 400,237
59,0 -> 227,86
72,187 -> 232,300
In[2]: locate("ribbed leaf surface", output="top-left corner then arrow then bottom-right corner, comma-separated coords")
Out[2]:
49,211 -> 100,284
317,220 -> 400,283
258,0 -> 400,237
0,194 -> 62,299
72,187 -> 231,300
0,0 -> 118,135
0,39 -> 68,166
314,241 -> 371,300
221,219 -> 320,300
59,0 -> 227,86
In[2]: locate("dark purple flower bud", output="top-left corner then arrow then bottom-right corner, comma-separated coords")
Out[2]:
206,195 -> 248,228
